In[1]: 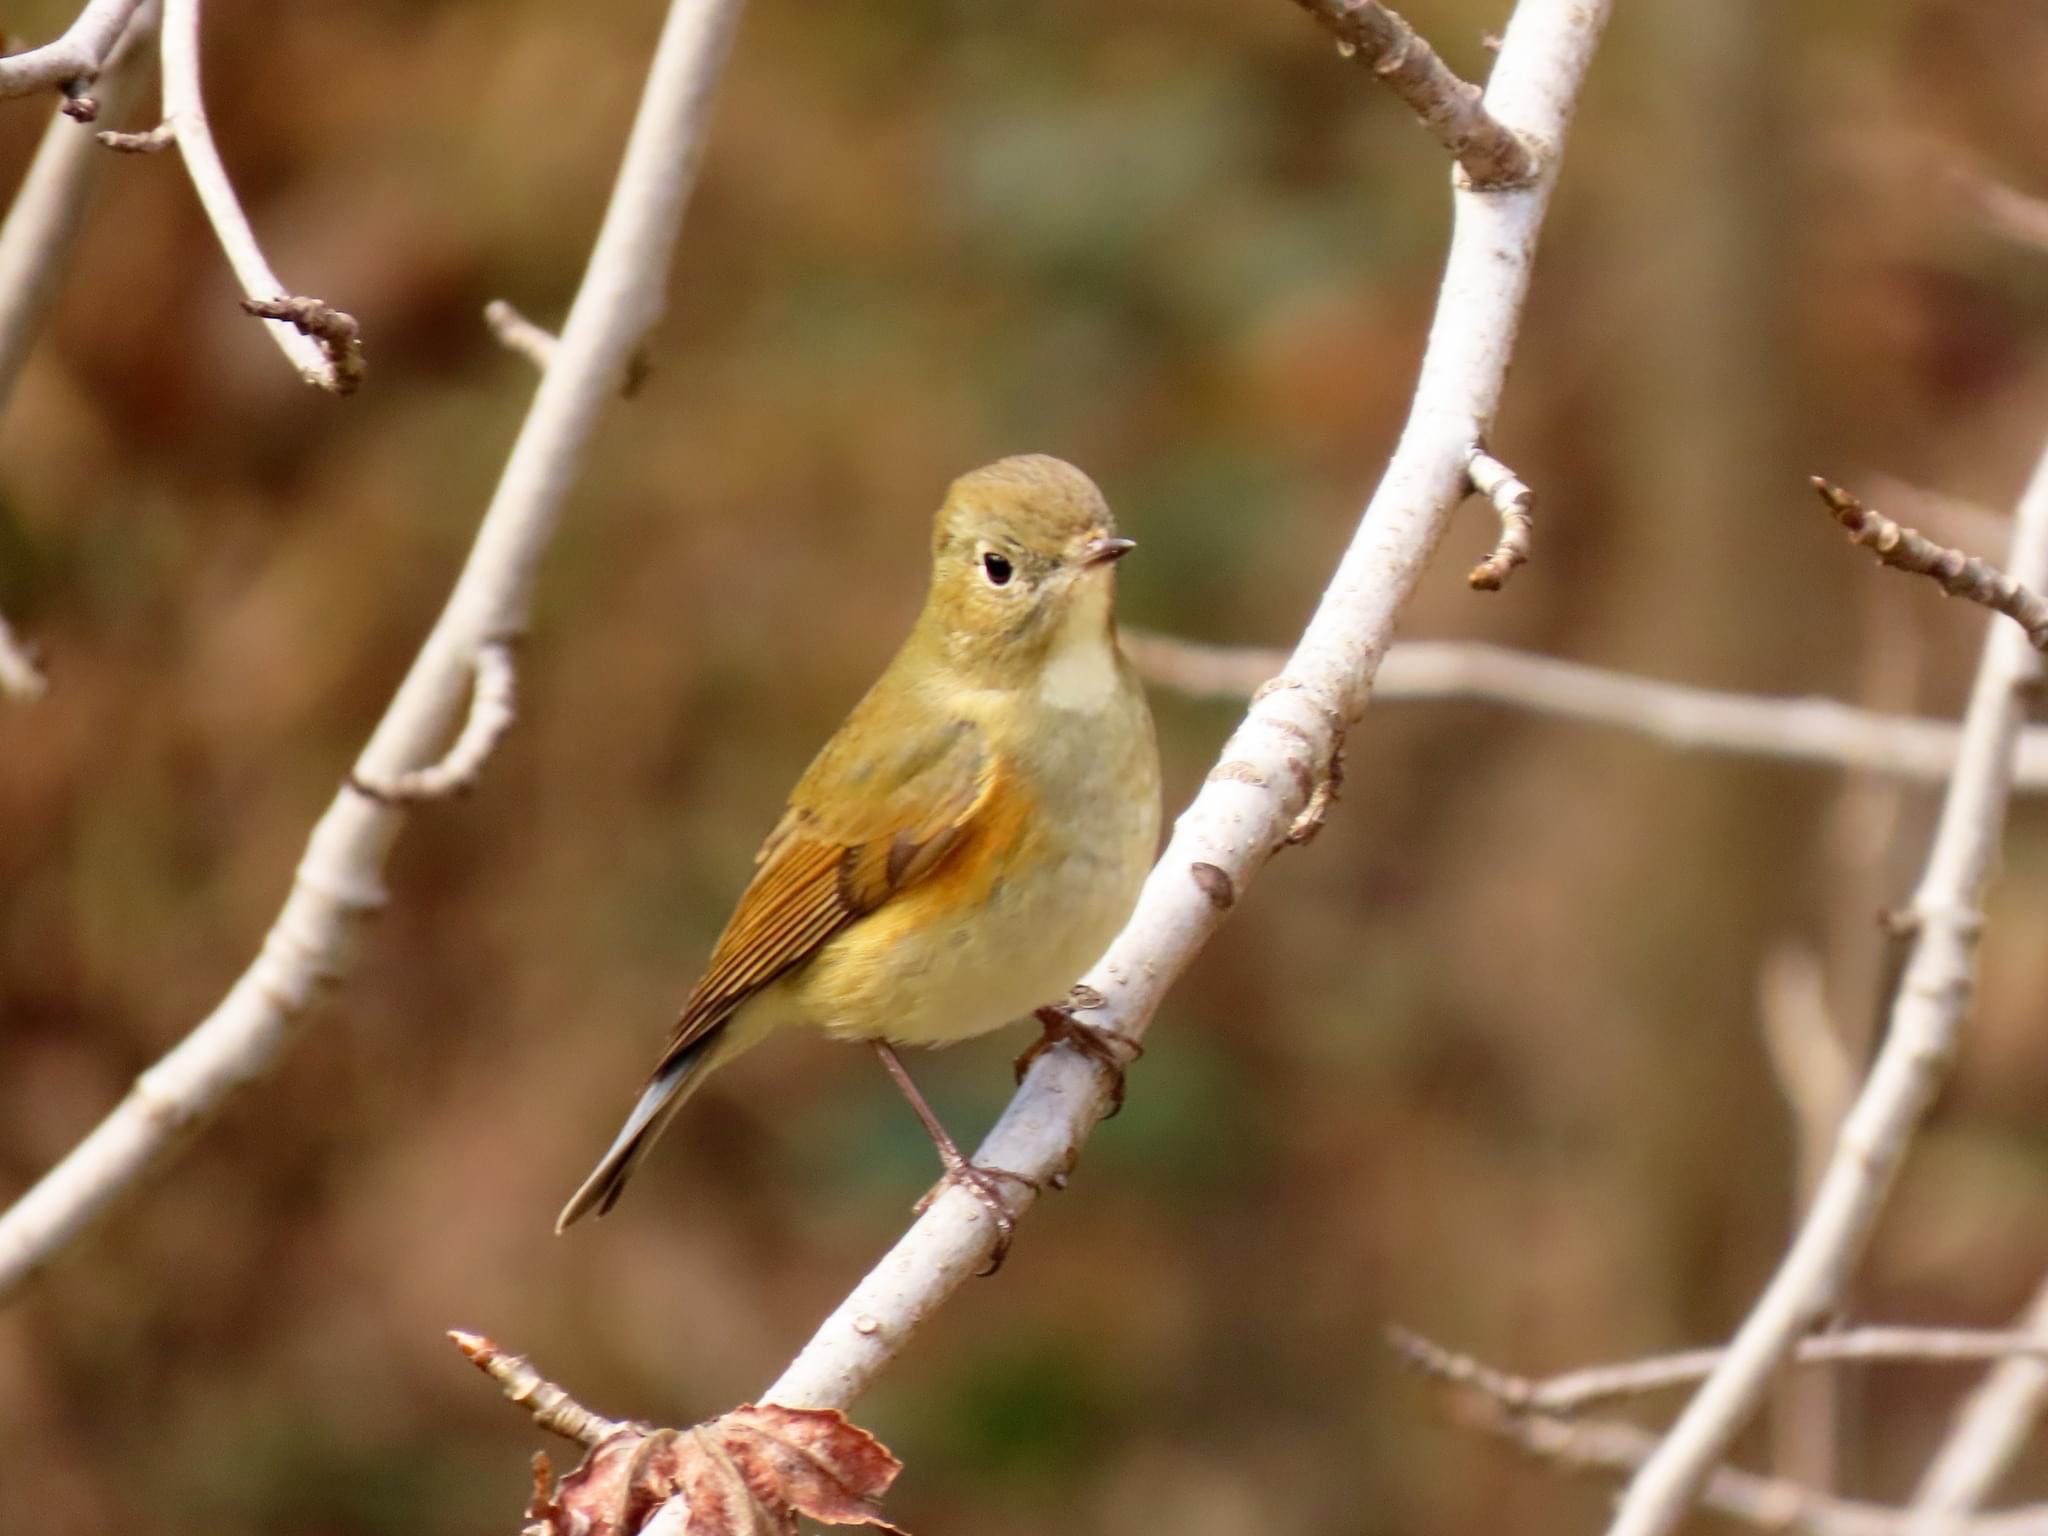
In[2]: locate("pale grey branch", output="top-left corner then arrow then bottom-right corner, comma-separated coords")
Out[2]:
158,0 -> 362,391
1122,633 -> 2048,789
1391,1323 -> 2048,1418
0,0 -> 747,1303
1283,0 -> 1538,188
0,0 -> 145,102
757,0 -> 1611,1416
1605,444 -> 2048,1534
1911,1279 -> 2048,1531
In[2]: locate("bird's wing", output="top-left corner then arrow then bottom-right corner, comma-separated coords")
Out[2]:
653,709 -> 997,1071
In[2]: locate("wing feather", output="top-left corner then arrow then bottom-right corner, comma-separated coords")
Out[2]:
652,709 -> 994,1071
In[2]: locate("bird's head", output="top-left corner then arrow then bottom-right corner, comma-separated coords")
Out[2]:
921,454 -> 1133,688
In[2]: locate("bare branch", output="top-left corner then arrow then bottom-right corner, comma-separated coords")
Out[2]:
1940,158 -> 2048,257
1912,1280 -> 2048,1529
1863,476 -> 2013,559
1442,1400 -> 2048,1536
749,0 -> 1611,1420
1283,0 -> 1539,188
1391,1324 -> 2048,1418
1466,446 -> 1534,589
485,298 -> 558,370
350,640 -> 517,802
0,609 -> 47,700
450,1330 -> 627,1448
1815,478 -> 2048,651
156,0 -> 362,392
0,0 -> 747,1304
95,119 -> 171,152
237,295 -> 365,393
1122,634 -> 2048,789
1604,448 -> 2048,1534
0,0 -> 145,102
0,2 -> 158,411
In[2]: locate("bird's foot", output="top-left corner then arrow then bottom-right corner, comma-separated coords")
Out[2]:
915,1158 -> 1038,1275
1015,995 -> 1143,1117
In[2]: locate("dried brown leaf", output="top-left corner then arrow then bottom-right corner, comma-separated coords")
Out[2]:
522,1404 -> 907,1536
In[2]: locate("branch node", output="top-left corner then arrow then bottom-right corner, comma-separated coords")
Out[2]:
97,119 -> 172,153
1812,477 -> 2048,650
240,295 -> 366,395
484,298 -> 557,371
1285,731 -> 1347,845
59,76 -> 99,121
350,640 -> 518,803
450,1330 -> 628,1447
1466,446 -> 1536,590
1286,0 -> 1540,189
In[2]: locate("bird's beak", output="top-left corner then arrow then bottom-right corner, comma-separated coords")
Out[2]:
1080,535 -> 1136,568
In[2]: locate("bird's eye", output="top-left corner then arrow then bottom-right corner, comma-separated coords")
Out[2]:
981,551 -> 1014,587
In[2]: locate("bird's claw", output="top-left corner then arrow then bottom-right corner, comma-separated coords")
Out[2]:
915,1160 -> 1037,1275
1016,1003 -> 1144,1117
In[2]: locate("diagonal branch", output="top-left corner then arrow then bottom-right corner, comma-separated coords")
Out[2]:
1121,634 -> 2048,789
1389,1323 -> 2048,1418
1445,1399 -> 2047,1536
1815,478 -> 2048,650
0,0 -> 748,1304
1911,1278 -> 2048,1530
746,0 -> 1610,1422
0,2 -> 158,411
1283,0 -> 1538,188
1603,445 -> 2048,1534
156,0 -> 363,392
0,0 -> 146,104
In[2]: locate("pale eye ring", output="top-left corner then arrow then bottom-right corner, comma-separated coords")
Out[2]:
980,551 -> 1014,587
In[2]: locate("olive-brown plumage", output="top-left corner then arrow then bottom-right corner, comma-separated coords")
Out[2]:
558,455 -> 1159,1234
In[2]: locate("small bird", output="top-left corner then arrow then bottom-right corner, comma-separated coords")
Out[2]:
557,455 -> 1161,1259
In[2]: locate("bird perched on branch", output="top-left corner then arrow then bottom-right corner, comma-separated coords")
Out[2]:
557,455 -> 1161,1265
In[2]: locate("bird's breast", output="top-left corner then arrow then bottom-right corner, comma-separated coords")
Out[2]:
798,674 -> 1159,1048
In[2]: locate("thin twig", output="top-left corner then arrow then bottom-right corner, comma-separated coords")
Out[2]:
485,297 -> 650,395
0,1 -> 158,412
0,0 -> 747,1304
1605,448 -> 2048,1535
484,299 -> 557,370
350,641 -> 517,802
1940,159 -> 2048,257
1122,634 -> 2048,789
1446,1400 -> 2048,1536
1863,477 -> 2012,560
157,0 -> 362,392
1283,0 -> 1538,188
1390,1324 -> 2048,1418
0,0 -> 145,103
1814,478 -> 2048,651
1911,1279 -> 2048,1531
1466,446 -> 1534,589
449,1330 -> 627,1448
748,0 -> 1610,1419
0,610 -> 47,700
95,120 -> 171,152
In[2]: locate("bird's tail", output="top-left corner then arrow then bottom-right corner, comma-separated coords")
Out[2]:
556,1030 -> 721,1233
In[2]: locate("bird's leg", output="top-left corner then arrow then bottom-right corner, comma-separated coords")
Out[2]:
1014,985 -> 1143,1117
870,1040 -> 1035,1275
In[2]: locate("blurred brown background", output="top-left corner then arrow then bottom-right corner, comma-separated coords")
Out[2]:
3,0 -> 2048,1531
